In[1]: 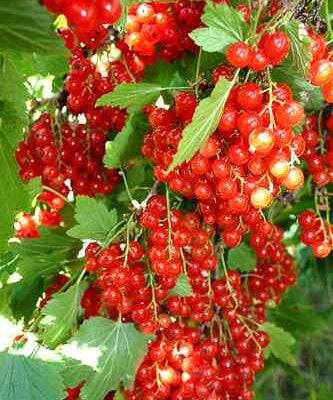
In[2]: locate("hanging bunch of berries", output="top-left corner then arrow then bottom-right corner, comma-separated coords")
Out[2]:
2,0 -> 333,400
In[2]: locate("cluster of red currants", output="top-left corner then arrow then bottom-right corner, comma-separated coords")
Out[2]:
125,1 -> 203,61
70,191 -> 296,400
65,53 -> 130,118
142,78 -> 305,246
226,30 -> 290,71
298,209 -> 333,258
15,190 -> 65,239
43,0 -> 121,44
16,113 -> 120,197
301,114 -> 333,187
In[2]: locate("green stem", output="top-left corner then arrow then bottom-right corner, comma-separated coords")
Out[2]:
103,221 -> 127,247
325,0 -> 333,39
123,214 -> 134,267
120,168 -> 134,204
195,48 -> 202,98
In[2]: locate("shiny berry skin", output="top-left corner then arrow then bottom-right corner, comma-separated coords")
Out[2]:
222,228 -> 242,247
64,0 -> 98,32
310,59 -> 333,86
226,41 -> 250,68
260,31 -> 290,65
275,101 -> 304,128
249,128 -> 275,154
269,157 -> 290,179
236,83 -> 263,111
96,0 -> 122,24
282,166 -> 304,190
248,48 -> 269,71
216,177 -> 238,200
250,187 -> 273,209
322,80 -> 333,103
298,210 -> 317,229
313,241 -> 331,258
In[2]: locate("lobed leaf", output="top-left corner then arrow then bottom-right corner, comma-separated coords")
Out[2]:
67,197 -> 118,243
170,274 -> 192,297
227,242 -> 257,272
190,3 -> 249,53
62,317 -> 154,400
260,322 -> 296,366
0,350 -> 65,400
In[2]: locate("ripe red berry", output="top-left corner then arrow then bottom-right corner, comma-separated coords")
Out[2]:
275,101 -> 304,128
226,41 -> 250,68
96,0 -> 122,24
64,0 -> 98,32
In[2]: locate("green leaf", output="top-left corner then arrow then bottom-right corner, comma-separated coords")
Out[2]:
96,83 -> 164,110
271,63 -> 323,112
40,282 -> 88,348
143,60 -> 186,88
103,113 -> 148,168
260,322 -> 296,366
0,54 -> 41,251
9,228 -> 80,322
322,0 -> 333,41
62,357 -> 93,388
0,54 -> 29,115
283,19 -> 312,77
227,242 -> 257,272
170,274 -> 192,296
190,28 -> 233,53
10,276 -> 44,322
0,252 -> 18,281
62,317 -> 154,400
67,197 -> 118,243
12,227 -> 81,256
0,350 -> 65,400
272,304 -> 328,335
0,0 -> 66,54
10,252 -> 68,321
0,130 -> 41,252
190,3 -> 249,53
169,74 -> 237,170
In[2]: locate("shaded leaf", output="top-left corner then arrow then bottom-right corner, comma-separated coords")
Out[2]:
271,63 -> 323,112
272,304 -> 328,335
227,243 -> 257,272
103,113 -> 148,168
260,322 -> 296,366
283,20 -> 312,77
62,357 -> 93,388
170,274 -> 192,297
67,197 -> 118,243
40,282 -> 88,348
11,227 -> 81,256
0,0 -> 66,54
